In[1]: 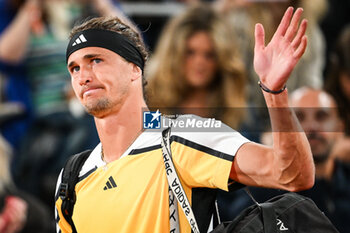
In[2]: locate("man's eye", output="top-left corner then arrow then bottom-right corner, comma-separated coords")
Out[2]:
315,110 -> 329,122
71,66 -> 80,73
93,58 -> 102,64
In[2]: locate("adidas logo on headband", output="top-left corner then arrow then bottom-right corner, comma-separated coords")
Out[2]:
66,29 -> 144,70
72,34 -> 87,46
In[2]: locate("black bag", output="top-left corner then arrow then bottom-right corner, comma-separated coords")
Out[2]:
57,149 -> 92,233
211,190 -> 339,233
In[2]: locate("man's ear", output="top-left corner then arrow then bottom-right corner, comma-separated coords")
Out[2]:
131,63 -> 142,81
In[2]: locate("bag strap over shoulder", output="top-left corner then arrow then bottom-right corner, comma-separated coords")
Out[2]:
58,149 -> 92,233
161,127 -> 201,233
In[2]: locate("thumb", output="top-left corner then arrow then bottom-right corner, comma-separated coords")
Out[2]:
254,23 -> 265,53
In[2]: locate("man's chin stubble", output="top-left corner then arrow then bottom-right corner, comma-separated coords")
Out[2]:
85,99 -> 111,117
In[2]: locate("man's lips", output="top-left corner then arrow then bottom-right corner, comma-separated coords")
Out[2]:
80,86 -> 103,98
306,133 -> 326,145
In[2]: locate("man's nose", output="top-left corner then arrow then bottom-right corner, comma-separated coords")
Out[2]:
78,66 -> 93,85
301,118 -> 320,134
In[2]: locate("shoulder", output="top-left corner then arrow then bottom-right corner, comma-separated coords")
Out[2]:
78,144 -> 105,178
55,144 -> 104,185
168,114 -> 250,157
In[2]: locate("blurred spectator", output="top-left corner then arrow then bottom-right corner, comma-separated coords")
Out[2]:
0,196 -> 27,233
0,0 -> 126,150
0,0 -> 70,150
325,24 -> 350,134
324,24 -> 350,163
215,0 -> 327,140
0,134 -> 54,233
320,0 -> 350,76
146,3 -> 247,130
218,87 -> 350,233
0,0 -> 128,213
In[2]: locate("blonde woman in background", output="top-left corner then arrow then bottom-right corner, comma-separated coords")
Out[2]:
146,3 -> 247,129
0,0 -> 131,217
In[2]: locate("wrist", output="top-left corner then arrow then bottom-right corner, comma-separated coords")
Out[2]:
263,87 -> 290,108
258,80 -> 286,94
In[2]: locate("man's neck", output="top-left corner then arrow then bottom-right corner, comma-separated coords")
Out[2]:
95,98 -> 147,163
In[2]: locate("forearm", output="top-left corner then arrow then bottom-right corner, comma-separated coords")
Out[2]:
264,89 -> 315,191
0,3 -> 33,63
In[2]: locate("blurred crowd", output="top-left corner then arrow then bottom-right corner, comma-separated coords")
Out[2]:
0,0 -> 349,232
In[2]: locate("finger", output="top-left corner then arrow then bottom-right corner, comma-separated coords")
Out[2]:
291,19 -> 307,48
272,6 -> 294,40
254,23 -> 265,53
293,35 -> 307,59
285,8 -> 303,42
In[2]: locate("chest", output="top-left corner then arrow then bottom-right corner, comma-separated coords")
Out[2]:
72,152 -> 171,230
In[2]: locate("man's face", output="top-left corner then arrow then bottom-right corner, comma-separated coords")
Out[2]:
67,47 -> 135,118
291,89 -> 342,164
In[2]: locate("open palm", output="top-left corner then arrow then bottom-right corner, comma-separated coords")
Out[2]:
254,7 -> 308,91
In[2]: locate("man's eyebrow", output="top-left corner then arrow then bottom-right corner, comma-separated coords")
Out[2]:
84,54 -> 102,59
67,61 -> 76,69
67,54 -> 102,68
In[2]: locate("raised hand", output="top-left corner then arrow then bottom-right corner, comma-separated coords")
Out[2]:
254,7 -> 308,91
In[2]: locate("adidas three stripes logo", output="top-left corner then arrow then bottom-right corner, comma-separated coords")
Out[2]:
104,176 -> 117,190
72,34 -> 87,46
